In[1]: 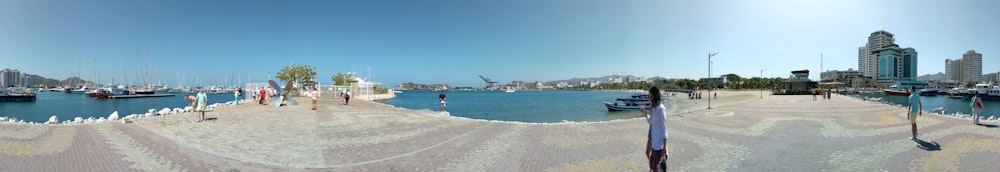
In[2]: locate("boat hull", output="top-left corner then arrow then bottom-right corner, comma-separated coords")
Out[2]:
0,95 -> 36,102
883,90 -> 912,96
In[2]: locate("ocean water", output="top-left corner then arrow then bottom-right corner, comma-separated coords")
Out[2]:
1,91 -> 244,123
849,92 -> 1000,119
380,90 -> 660,123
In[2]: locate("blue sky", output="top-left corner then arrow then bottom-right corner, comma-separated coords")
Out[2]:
2,0 -> 998,87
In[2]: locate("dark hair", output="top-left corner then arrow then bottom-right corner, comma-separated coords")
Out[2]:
910,86 -> 915,91
649,87 -> 662,105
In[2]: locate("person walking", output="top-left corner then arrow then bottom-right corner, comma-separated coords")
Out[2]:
439,90 -> 447,111
196,88 -> 208,122
343,90 -> 350,105
311,88 -> 319,110
641,87 -> 668,172
907,86 -> 922,140
972,92 -> 985,125
234,88 -> 241,105
259,87 -> 267,105
812,88 -> 817,100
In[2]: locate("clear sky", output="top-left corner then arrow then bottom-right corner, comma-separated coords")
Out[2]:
2,0 -> 998,87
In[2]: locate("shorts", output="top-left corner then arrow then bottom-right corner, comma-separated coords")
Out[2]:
908,112 -> 918,124
197,104 -> 207,111
312,99 -> 318,104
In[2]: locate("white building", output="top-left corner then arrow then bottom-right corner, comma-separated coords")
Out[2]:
946,50 -> 983,83
1,68 -> 26,87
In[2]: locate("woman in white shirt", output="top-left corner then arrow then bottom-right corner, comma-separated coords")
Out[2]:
641,87 -> 668,172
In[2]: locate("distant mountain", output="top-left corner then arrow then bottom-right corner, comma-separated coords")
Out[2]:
917,72 -> 946,81
23,74 -> 94,87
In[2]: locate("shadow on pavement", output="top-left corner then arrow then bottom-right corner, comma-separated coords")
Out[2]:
977,124 -> 998,128
915,139 -> 941,151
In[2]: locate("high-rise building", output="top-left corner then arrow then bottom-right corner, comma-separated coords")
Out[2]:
1,68 -> 25,87
858,30 -> 918,83
859,30 -> 896,78
945,50 -> 983,83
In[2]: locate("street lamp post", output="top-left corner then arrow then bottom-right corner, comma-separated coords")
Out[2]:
708,52 -> 718,109
761,68 -> 766,98
267,72 -> 271,82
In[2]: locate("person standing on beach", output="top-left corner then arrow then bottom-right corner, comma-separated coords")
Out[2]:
311,88 -> 319,110
907,86 -> 922,140
972,92 -> 984,125
439,90 -> 447,111
641,87 -> 668,172
196,88 -> 208,122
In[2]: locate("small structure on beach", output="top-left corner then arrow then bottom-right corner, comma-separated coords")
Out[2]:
777,70 -> 818,95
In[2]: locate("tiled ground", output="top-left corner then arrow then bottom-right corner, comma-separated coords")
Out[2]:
1,95 -> 998,171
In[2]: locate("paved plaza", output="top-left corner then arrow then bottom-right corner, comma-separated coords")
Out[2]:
2,93 -> 999,171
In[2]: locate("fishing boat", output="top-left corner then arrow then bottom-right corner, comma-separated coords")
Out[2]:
603,94 -> 651,111
0,87 -> 36,102
882,85 -> 911,96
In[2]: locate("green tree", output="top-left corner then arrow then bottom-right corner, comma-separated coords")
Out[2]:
331,73 -> 357,86
276,64 -> 317,84
723,73 -> 742,89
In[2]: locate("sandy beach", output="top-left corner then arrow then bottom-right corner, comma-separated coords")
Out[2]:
2,90 -> 1000,171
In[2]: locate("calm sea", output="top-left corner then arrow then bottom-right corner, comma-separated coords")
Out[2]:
1,91 -> 243,123
380,90 -> 658,123
849,92 -> 1000,119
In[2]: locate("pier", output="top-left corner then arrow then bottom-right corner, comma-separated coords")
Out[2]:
108,94 -> 176,99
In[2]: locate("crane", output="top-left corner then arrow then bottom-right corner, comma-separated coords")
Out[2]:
479,75 -> 499,88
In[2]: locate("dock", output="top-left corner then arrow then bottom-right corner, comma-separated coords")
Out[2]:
109,94 -> 175,99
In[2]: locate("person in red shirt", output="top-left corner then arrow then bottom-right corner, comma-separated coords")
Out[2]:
259,87 -> 267,105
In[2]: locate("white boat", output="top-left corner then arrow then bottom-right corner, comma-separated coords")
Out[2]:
505,88 -> 516,93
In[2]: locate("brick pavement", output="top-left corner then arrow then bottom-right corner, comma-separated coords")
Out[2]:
1,94 -> 999,171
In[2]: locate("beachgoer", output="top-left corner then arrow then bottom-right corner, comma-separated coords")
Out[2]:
234,88 -> 241,105
196,88 -> 208,122
259,87 -> 267,105
813,88 -> 817,100
185,95 -> 197,109
641,87 -> 668,172
343,90 -> 350,105
907,86 -> 922,140
972,92 -> 984,125
439,90 -> 447,111
311,88 -> 319,110
714,92 -> 717,99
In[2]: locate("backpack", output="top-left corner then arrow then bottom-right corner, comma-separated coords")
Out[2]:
970,95 -> 976,107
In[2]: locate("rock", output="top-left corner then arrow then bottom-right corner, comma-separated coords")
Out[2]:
184,106 -> 193,112
109,111 -> 120,121
97,117 -> 106,123
144,112 -> 153,118
158,108 -> 172,115
148,109 -> 156,114
124,114 -> 136,120
48,115 -> 59,124
74,117 -> 84,123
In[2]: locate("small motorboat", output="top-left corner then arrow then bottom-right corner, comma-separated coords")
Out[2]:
883,85 -> 911,96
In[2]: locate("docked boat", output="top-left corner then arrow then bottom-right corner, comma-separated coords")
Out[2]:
947,88 -> 965,99
603,94 -> 651,111
961,84 -> 992,99
918,88 -> 938,96
882,85 -> 911,96
71,86 -> 90,94
0,87 -> 36,102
